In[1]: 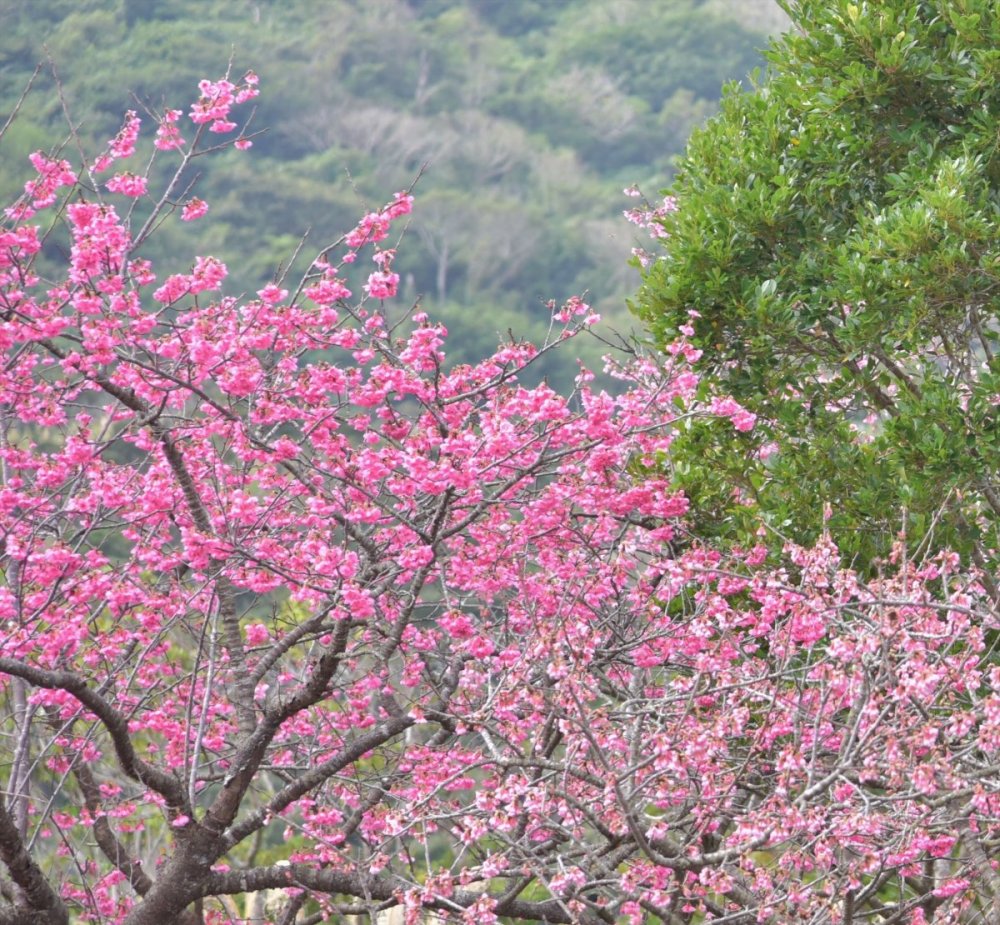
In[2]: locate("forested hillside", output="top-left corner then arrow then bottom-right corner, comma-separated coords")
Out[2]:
0,0 -> 782,388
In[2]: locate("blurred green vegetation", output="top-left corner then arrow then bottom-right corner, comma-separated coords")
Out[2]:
0,0 -> 781,391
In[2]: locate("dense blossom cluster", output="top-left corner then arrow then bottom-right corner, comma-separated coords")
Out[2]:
189,70 -> 259,138
0,71 -> 998,925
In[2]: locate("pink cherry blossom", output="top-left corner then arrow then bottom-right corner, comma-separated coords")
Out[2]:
180,198 -> 208,221
105,172 -> 148,197
364,269 -> 399,299
154,109 -> 186,151
108,110 -> 141,160
0,64 -> 995,925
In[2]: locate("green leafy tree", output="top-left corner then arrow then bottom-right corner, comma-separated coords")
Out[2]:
636,0 -> 1000,587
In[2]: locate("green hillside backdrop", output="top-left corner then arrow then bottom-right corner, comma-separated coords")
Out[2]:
0,0 -> 785,389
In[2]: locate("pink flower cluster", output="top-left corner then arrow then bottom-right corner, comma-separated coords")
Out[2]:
154,109 -> 186,152
153,255 -> 228,303
364,249 -> 399,299
364,270 -> 399,299
111,110 -> 140,157
710,395 -> 757,431
345,191 -> 414,248
623,189 -> 677,239
624,186 -> 678,267
190,70 -> 259,138
66,202 -> 131,284
181,198 -> 208,221
16,152 -> 78,217
105,172 -> 148,197
0,67 -> 995,925
92,111 -> 143,173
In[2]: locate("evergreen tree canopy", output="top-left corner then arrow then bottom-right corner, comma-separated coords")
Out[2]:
637,0 -> 1000,583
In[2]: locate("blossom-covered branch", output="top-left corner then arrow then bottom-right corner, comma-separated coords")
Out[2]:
0,66 -> 998,925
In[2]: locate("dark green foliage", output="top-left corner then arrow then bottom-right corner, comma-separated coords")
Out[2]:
636,0 -> 1000,577
466,0 -> 563,35
563,5 -> 764,106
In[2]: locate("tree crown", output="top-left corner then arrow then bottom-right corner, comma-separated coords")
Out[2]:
636,0 -> 1000,576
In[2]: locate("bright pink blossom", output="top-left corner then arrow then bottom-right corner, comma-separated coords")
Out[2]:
0,66 -> 994,925
365,270 -> 399,299
181,198 -> 208,221
108,111 -> 141,160
105,172 -> 148,197
155,109 -> 186,151
257,283 -> 288,304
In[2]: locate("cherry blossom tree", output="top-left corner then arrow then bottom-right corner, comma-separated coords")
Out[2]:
1,70 -> 1000,925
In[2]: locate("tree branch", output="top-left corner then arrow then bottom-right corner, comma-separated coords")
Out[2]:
0,800 -> 67,925
204,865 -> 607,925
0,659 -> 187,810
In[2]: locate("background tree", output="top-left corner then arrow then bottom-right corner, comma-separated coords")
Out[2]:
635,0 -> 1000,582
